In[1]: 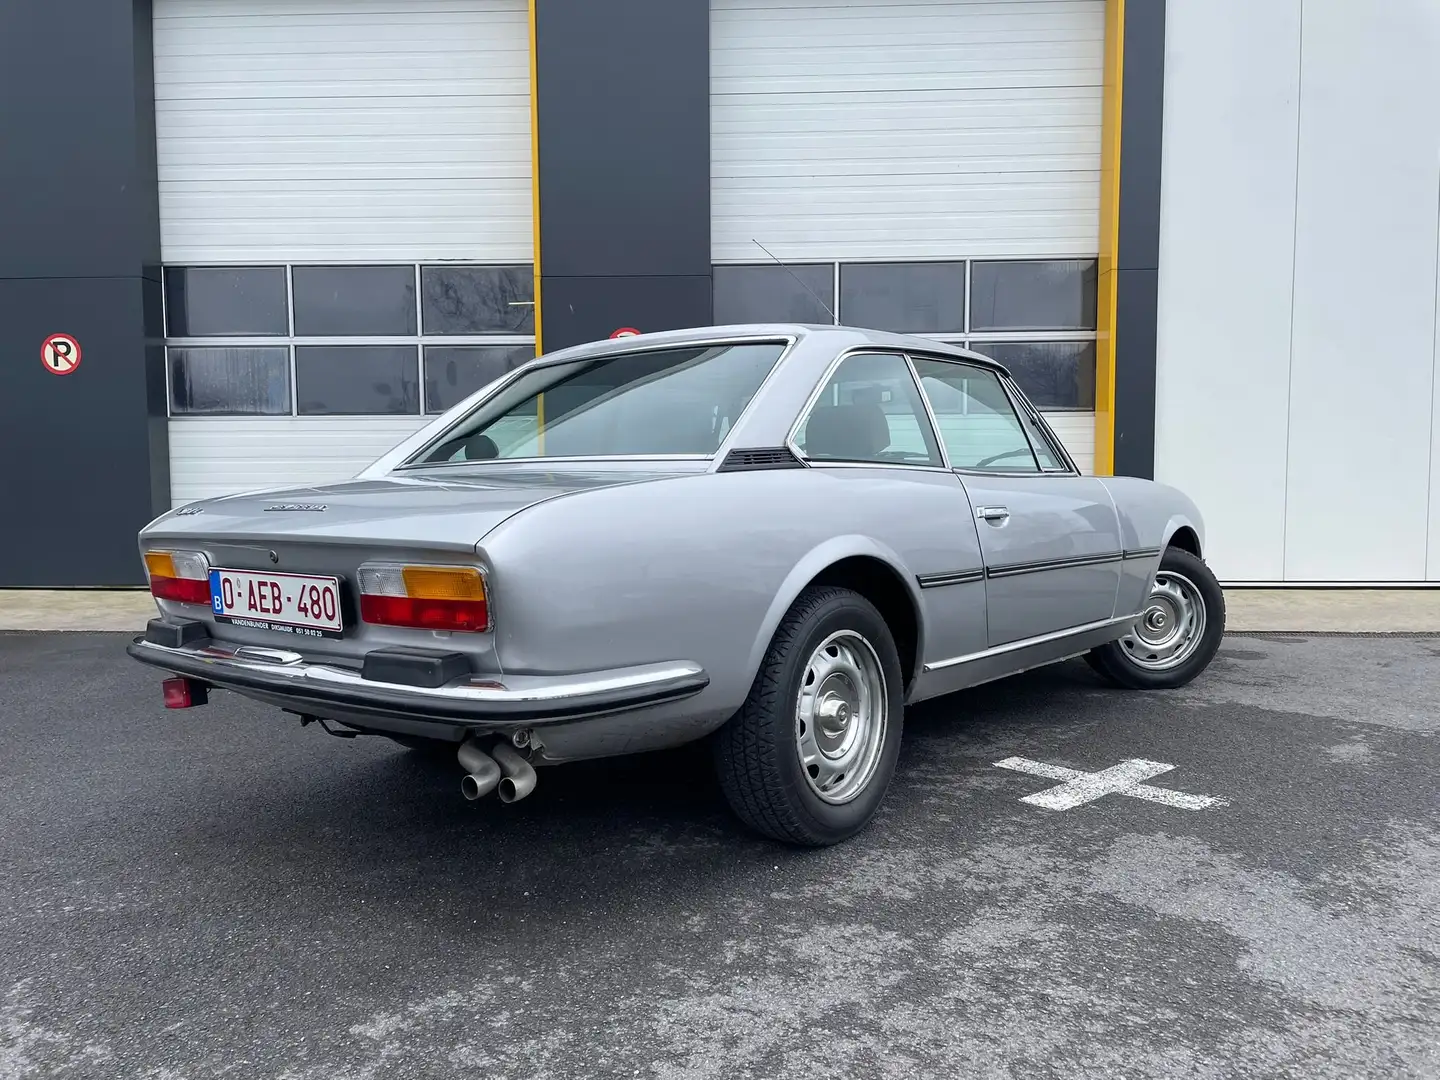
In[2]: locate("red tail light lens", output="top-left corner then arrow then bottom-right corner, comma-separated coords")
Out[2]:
162,676 -> 209,709
144,550 -> 211,606
356,564 -> 490,633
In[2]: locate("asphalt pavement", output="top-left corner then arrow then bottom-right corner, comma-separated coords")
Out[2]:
2,631 -> 1438,1079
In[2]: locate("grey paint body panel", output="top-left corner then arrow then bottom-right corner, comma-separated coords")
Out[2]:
132,326 -> 1209,764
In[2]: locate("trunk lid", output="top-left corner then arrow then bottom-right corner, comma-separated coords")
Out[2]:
143,464 -> 693,551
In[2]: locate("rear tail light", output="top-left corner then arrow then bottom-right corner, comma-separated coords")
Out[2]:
144,549 -> 211,605
357,563 -> 490,633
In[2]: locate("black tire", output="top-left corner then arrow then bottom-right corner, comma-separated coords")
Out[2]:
1086,546 -> 1225,690
713,586 -> 905,847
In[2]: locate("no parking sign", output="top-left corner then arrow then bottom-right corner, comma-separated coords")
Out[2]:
41,333 -> 82,376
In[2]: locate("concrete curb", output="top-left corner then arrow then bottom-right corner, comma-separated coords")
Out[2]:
3,587 -> 1439,635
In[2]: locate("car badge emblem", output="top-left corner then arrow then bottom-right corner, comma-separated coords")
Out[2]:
175,506 -> 205,516
263,503 -> 327,512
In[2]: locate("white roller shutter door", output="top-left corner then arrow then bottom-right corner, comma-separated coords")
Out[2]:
154,0 -> 532,505
153,0 -> 532,264
711,0 -> 1104,261
712,0 -> 1103,469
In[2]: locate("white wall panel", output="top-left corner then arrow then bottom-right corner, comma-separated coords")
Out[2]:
1283,0 -> 1440,581
168,418 -> 429,507
1154,0 -> 1302,582
1430,248 -> 1440,580
153,0 -> 532,263
711,0 -> 1105,261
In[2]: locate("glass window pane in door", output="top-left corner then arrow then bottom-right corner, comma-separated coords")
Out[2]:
911,358 -> 1041,472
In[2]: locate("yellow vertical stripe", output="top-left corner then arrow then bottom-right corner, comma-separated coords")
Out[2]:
528,0 -> 543,357
1094,0 -> 1125,476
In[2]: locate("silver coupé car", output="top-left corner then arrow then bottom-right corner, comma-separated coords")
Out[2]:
129,325 -> 1225,846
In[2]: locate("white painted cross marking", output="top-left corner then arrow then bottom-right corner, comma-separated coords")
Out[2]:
994,757 -> 1228,811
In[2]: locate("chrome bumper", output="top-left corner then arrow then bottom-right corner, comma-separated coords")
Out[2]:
126,636 -> 710,728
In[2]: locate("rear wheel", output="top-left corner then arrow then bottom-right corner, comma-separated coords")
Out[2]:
1087,546 -> 1225,689
714,586 -> 904,846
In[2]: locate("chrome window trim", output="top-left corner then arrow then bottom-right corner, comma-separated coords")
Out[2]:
400,453 -> 713,471
784,345 -> 951,469
903,351 -> 952,470
398,334 -> 798,470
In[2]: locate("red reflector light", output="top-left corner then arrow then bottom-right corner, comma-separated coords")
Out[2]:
162,676 -> 209,709
359,594 -> 490,633
150,575 -> 211,605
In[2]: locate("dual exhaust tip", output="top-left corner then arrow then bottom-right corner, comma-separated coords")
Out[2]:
458,737 -> 536,804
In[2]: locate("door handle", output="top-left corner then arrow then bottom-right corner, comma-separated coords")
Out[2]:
976,506 -> 1010,522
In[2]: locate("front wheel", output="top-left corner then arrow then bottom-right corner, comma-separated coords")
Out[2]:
713,586 -> 904,847
1086,546 -> 1225,689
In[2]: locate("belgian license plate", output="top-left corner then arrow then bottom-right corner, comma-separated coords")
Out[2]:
208,568 -> 344,639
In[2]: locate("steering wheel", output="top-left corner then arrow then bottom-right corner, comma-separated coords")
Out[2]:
973,447 -> 1035,468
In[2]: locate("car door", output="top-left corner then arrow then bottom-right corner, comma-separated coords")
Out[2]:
909,355 -> 1122,647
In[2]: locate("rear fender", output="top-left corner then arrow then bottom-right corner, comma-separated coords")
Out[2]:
744,535 -> 925,694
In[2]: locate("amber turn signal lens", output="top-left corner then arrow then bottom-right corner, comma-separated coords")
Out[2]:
401,565 -> 486,601
144,551 -> 177,580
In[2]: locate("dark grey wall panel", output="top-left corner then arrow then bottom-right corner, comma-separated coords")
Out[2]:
542,276 -> 713,352
1116,0 -> 1166,273
534,0 -> 711,351
0,0 -> 162,281
0,0 -> 166,585
535,0 -> 710,279
1112,269 -> 1157,480
1111,0 -> 1166,478
0,278 -> 168,585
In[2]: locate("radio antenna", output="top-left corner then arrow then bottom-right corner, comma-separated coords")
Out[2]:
752,239 -> 838,324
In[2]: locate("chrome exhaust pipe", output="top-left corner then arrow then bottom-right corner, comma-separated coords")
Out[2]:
457,738 -> 502,801
490,741 -> 537,804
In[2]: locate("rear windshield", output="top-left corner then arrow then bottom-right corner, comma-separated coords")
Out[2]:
406,341 -> 787,464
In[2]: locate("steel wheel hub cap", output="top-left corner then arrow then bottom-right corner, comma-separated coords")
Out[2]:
795,630 -> 888,805
1120,570 -> 1206,671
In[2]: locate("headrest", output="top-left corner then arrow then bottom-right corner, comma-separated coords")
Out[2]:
803,402 -> 891,461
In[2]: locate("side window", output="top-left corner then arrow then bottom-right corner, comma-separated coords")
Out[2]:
911,358 -> 1042,472
795,351 -> 942,466
1010,396 -> 1067,471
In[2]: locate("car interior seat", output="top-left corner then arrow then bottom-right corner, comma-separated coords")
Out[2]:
802,402 -> 891,460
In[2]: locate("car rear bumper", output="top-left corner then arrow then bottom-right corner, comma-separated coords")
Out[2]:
126,626 -> 710,733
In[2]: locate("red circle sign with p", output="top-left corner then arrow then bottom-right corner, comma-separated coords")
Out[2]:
41,333 -> 82,376
610,327 -> 640,339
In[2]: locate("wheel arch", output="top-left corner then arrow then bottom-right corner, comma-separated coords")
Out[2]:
1166,524 -> 1202,558
746,536 -> 925,697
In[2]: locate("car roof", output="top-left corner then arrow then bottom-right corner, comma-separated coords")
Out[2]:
529,323 -> 1012,377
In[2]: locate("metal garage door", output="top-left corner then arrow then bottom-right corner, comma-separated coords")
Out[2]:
153,0 -> 534,506
711,0 -> 1103,471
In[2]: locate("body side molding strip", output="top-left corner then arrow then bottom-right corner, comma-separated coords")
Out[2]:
917,569 -> 985,589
